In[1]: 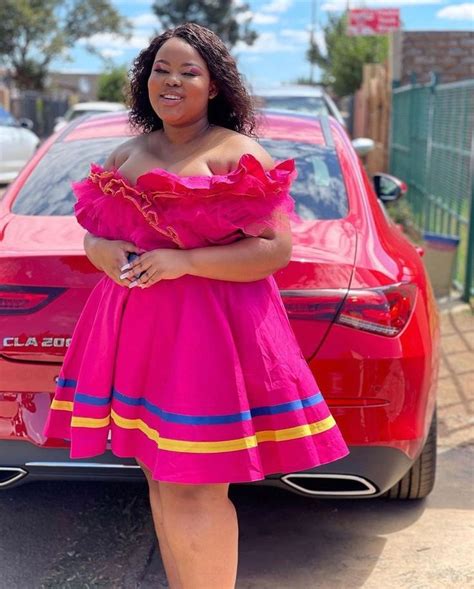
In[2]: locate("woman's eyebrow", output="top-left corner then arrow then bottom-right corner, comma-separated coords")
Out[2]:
155,58 -> 202,69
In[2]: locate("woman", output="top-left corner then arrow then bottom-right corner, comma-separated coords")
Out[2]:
44,23 -> 349,589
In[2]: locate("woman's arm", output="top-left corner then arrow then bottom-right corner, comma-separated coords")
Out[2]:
84,232 -> 106,270
82,140 -> 141,280
123,226 -> 292,287
186,227 -> 292,281
84,232 -> 142,286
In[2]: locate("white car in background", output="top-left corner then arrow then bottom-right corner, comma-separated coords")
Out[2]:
0,107 -> 40,184
254,85 -> 375,157
53,101 -> 127,133
253,85 -> 347,126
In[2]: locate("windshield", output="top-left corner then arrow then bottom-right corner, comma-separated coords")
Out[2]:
12,137 -> 348,220
257,96 -> 329,115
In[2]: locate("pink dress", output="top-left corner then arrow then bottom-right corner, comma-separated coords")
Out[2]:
43,153 -> 350,484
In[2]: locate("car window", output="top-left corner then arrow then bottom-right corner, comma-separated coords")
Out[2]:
261,140 -> 348,219
258,96 -> 329,116
11,138 -> 122,216
12,137 -> 348,220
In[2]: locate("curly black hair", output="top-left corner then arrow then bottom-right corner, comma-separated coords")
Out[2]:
127,22 -> 258,137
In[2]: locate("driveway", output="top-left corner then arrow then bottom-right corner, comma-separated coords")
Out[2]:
0,296 -> 472,587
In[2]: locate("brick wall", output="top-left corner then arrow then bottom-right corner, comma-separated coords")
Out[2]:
401,31 -> 474,85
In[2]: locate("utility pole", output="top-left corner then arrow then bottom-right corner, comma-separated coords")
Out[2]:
309,0 -> 317,84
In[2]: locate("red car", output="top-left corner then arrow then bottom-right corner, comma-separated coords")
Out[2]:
0,111 -> 439,498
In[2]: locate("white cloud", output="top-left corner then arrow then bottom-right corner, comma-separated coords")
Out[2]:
100,48 -> 125,58
261,0 -> 293,14
113,0 -> 153,5
130,13 -> 162,28
280,28 -> 311,43
79,32 -> 152,51
236,9 -> 279,25
323,0 -> 442,10
436,3 -> 474,19
280,28 -> 326,53
314,31 -> 327,55
253,12 -> 279,24
234,31 -> 299,53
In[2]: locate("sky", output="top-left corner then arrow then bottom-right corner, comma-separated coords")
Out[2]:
51,0 -> 474,87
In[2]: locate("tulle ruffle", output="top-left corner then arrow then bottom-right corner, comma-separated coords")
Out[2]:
73,152 -> 300,249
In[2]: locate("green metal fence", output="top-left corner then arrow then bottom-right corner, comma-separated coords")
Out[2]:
390,79 -> 474,301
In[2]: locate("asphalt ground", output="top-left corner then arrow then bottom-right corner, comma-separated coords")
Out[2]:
0,182 -> 473,587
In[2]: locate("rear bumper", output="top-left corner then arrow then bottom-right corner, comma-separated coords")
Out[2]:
0,440 -> 413,498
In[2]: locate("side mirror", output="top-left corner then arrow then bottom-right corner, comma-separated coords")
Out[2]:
373,173 -> 408,202
18,117 -> 34,130
352,137 -> 375,157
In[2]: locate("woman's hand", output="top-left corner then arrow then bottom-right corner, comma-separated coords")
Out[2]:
84,233 -> 143,287
119,248 -> 191,288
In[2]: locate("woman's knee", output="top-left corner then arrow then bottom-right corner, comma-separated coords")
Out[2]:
159,481 -> 230,509
136,458 -> 160,491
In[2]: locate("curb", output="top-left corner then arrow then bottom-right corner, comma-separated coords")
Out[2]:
436,295 -> 473,315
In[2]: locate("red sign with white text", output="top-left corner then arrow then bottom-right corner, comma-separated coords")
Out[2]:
348,8 -> 400,36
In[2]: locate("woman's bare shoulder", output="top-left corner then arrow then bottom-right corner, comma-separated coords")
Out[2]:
103,136 -> 143,170
212,129 -> 275,172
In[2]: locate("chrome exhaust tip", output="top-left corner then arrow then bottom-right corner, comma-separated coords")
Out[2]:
281,473 -> 378,496
0,467 -> 27,488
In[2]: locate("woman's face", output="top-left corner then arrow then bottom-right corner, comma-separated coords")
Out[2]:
147,37 -> 217,126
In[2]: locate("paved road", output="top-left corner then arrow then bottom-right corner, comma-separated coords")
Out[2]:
0,278 -> 473,586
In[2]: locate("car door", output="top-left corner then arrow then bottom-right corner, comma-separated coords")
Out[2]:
0,111 -> 30,178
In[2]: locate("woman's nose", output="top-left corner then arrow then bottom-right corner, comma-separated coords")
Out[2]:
165,73 -> 181,86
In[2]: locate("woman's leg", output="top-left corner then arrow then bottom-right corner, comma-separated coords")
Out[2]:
135,458 -> 183,589
158,481 -> 239,589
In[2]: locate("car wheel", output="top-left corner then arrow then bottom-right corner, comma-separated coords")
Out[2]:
383,407 -> 437,500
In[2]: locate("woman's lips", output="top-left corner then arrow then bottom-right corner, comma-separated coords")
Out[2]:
159,95 -> 184,105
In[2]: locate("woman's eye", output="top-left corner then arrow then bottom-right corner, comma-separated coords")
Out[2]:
183,72 -> 197,77
154,69 -> 168,74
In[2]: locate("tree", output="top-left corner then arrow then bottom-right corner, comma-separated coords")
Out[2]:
152,0 -> 258,49
308,12 -> 388,97
0,0 -> 131,91
97,67 -> 128,103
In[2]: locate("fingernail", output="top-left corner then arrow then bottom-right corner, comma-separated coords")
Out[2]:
120,263 -> 131,272
129,281 -> 138,288
119,273 -> 129,280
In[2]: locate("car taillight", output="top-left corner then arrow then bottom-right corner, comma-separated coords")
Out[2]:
335,282 -> 417,336
283,290 -> 346,320
0,286 -> 65,315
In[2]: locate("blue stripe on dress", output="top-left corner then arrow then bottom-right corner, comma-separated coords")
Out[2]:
74,393 -> 111,406
57,377 -> 77,388
71,387 -> 324,425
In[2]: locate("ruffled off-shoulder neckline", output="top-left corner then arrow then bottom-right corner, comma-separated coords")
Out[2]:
87,152 -> 297,197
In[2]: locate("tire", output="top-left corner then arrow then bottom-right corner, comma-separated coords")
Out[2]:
383,408 -> 437,500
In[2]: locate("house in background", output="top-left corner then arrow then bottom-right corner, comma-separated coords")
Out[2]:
46,72 -> 101,101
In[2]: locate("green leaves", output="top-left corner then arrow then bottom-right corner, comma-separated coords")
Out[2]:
97,67 -> 128,103
0,0 -> 131,90
307,13 -> 388,97
151,0 -> 258,49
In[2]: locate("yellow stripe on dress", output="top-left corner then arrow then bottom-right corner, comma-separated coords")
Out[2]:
51,400 -> 74,411
51,399 -> 337,453
83,409 -> 336,453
